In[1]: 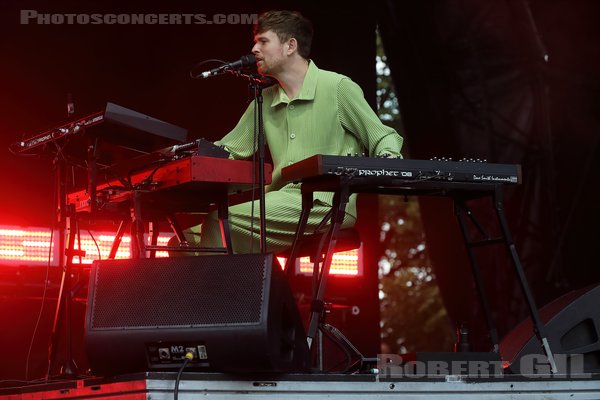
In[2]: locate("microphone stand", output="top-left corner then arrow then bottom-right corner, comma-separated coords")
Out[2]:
251,74 -> 267,254
47,108 -> 84,379
233,71 -> 269,253
47,149 -> 80,379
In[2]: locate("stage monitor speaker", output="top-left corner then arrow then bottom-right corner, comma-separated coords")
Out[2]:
500,283 -> 600,374
85,254 -> 309,375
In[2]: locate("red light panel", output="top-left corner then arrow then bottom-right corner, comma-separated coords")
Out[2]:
0,225 -> 171,266
69,233 -> 170,264
0,227 -> 56,266
0,225 -> 361,277
277,245 -> 362,277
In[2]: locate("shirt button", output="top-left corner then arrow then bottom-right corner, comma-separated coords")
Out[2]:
289,104 -> 295,110
290,133 -> 296,139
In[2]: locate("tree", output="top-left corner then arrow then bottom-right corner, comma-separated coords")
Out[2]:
376,30 -> 455,354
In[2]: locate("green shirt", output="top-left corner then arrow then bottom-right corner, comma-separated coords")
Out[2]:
216,61 -> 403,215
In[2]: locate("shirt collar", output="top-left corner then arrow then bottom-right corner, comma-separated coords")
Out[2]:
271,60 -> 318,107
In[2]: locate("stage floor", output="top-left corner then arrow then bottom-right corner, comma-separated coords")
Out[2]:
2,372 -> 600,399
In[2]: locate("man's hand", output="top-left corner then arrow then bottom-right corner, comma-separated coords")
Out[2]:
377,152 -> 401,159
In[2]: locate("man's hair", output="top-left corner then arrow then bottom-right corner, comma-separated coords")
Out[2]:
254,10 -> 314,59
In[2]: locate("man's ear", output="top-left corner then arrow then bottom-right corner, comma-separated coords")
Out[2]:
286,38 -> 298,55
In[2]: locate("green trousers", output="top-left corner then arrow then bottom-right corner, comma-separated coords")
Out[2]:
187,189 -> 356,254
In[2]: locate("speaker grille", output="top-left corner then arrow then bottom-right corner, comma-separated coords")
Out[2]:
89,255 -> 267,329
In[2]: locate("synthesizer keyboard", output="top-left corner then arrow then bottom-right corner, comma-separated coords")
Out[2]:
282,155 -> 521,185
10,102 -> 188,158
67,155 -> 271,213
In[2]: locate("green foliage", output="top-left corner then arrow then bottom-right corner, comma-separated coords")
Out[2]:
378,196 -> 455,354
376,30 -> 455,354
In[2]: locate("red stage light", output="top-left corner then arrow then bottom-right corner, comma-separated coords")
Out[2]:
0,226 -> 170,266
277,245 -> 362,277
0,227 -> 56,265
0,225 -> 361,277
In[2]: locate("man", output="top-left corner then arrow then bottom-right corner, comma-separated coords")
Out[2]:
195,10 -> 403,253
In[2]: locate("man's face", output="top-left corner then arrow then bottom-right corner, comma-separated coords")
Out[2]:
252,30 -> 288,76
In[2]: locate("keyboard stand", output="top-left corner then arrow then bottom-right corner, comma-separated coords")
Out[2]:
286,174 -> 557,373
104,188 -> 233,259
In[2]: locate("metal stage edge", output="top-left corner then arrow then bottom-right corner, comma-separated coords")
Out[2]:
2,372 -> 600,399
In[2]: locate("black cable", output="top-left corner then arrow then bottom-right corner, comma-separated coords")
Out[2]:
87,229 -> 102,261
48,131 -> 88,171
321,323 -> 364,374
8,144 -> 39,157
0,370 -> 96,391
25,226 -> 54,381
0,377 -> 49,390
128,157 -> 172,189
30,159 -> 62,382
174,352 -> 194,400
321,326 -> 353,373
189,59 -> 227,79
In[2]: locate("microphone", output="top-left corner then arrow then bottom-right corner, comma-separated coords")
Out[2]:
198,54 -> 256,78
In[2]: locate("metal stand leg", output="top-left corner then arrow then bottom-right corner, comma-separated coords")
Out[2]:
108,219 -> 129,259
306,185 -> 350,350
47,214 -> 81,378
454,199 -> 501,352
285,191 -> 314,278
132,191 -> 146,258
167,214 -> 189,245
217,198 -> 234,254
492,187 -> 557,373
286,178 -> 361,372
148,221 -> 159,258
453,187 -> 556,373
46,157 -> 84,379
